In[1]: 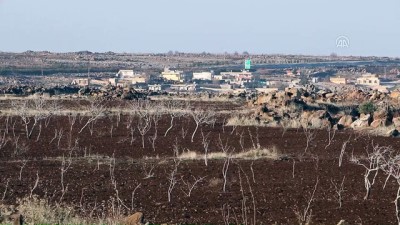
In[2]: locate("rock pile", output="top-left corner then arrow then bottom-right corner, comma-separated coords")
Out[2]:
252,87 -> 400,136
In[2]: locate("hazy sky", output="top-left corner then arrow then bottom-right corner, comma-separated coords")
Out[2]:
0,0 -> 399,56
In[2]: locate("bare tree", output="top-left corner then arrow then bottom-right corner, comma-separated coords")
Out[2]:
29,98 -> 50,140
12,100 -> 31,139
163,101 -> 186,137
67,113 -> 77,148
0,130 -> 8,150
201,129 -> 211,166
78,98 -> 106,135
180,175 -> 206,197
238,131 -> 245,152
167,159 -> 180,202
137,111 -> 152,149
142,163 -> 156,179
190,109 -> 216,142
181,126 -> 188,139
352,144 -> 400,224
339,136 -> 351,167
109,155 -> 129,211
149,110 -> 162,151
19,160 -> 28,181
131,182 -> 142,211
29,172 -> 40,199
238,165 -> 256,225
331,176 -> 346,208
295,178 -> 319,225
60,154 -> 72,202
221,204 -> 231,225
324,126 -> 336,149
1,178 -> 9,201
351,144 -> 389,200
303,126 -> 316,153
380,154 -> 400,225
219,135 -> 232,193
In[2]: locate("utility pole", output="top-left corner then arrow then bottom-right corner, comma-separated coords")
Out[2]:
87,59 -> 91,88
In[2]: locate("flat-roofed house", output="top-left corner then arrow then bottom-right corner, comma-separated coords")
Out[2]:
357,73 -> 380,86
71,78 -> 90,86
193,72 -> 213,80
330,76 -> 347,85
161,68 -> 184,82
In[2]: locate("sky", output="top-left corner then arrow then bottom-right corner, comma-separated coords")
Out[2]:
0,0 -> 399,56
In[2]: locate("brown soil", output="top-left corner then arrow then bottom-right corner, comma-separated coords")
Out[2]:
0,105 -> 400,224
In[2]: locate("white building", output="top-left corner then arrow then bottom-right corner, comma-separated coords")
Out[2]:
193,72 -> 213,80
71,78 -> 90,87
116,70 -> 135,77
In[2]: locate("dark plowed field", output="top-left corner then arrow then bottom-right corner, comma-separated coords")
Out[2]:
1,105 -> 400,224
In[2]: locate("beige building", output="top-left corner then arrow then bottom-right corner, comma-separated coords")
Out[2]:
161,68 -> 184,82
357,73 -> 380,86
330,76 -> 347,85
109,70 -> 148,86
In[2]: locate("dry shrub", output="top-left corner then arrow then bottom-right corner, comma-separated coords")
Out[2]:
235,146 -> 279,160
16,196 -> 82,225
226,115 -> 263,127
178,147 -> 280,161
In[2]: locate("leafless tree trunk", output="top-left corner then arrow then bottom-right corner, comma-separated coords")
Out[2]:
238,165 -> 256,225
1,178 -> 9,201
149,112 -> 161,151
131,182 -> 142,211
339,137 -> 351,167
222,155 -> 231,193
331,176 -> 346,208
221,204 -> 231,225
168,159 -> 180,202
19,160 -> 28,181
78,99 -> 106,134
303,126 -> 316,153
351,144 -> 386,200
0,130 -> 8,150
60,154 -> 72,202
163,101 -> 186,137
137,112 -> 152,149
191,110 -> 216,142
325,126 -> 336,149
180,175 -> 206,197
295,178 -> 319,225
201,129 -> 211,166
29,172 -> 40,199
142,163 -> 156,179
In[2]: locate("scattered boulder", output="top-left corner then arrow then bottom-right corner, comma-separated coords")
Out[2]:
338,115 -> 353,127
360,114 -> 371,122
121,212 -> 145,225
351,119 -> 369,129
370,119 -> 384,128
393,117 -> 400,128
390,91 -> 400,99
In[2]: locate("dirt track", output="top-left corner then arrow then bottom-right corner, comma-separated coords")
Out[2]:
1,109 -> 400,224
